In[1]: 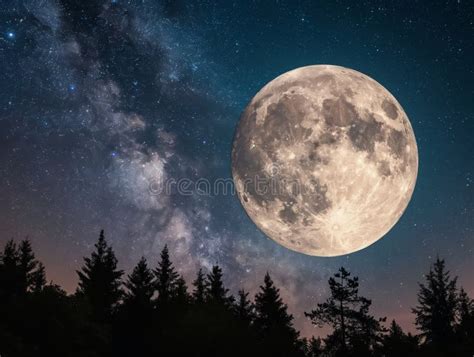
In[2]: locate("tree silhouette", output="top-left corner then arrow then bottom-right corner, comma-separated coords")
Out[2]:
24,283 -> 84,357
305,336 -> 324,357
379,320 -> 419,356
412,257 -> 458,353
18,240 -> 38,293
234,289 -> 255,325
0,239 -> 44,299
305,267 -> 353,353
154,245 -> 179,307
0,240 -> 24,354
192,268 -> 208,304
175,275 -> 190,303
2,237 -> 474,357
305,267 -> 384,356
31,262 -> 47,293
152,246 -> 192,355
206,264 -> 234,306
0,241 -> 97,356
0,240 -> 21,301
349,295 -> 386,355
254,272 -> 302,357
115,257 -> 155,357
76,230 -> 123,322
123,256 -> 154,309
458,288 -> 473,324
456,288 -> 474,355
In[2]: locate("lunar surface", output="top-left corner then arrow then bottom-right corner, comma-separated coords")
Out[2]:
231,65 -> 418,256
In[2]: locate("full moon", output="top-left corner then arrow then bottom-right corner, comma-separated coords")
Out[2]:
231,65 -> 418,256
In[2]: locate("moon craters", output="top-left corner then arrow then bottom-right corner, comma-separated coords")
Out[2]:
232,65 -> 418,256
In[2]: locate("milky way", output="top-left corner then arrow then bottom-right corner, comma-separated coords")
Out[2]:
1,1 -> 473,336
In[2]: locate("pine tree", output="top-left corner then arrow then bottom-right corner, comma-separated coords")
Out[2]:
379,320 -> 419,356
0,240 -> 21,300
76,230 -> 123,321
206,265 -> 233,306
124,257 -> 155,309
254,273 -> 301,356
154,245 -> 180,307
31,262 -> 47,294
456,288 -> 474,354
234,289 -> 254,325
412,258 -> 458,350
305,267 -> 384,355
116,257 -> 155,357
173,275 -> 190,305
192,268 -> 207,304
350,295 -> 386,354
306,336 -> 324,357
0,239 -> 40,297
152,248 -> 188,355
18,240 -> 37,293
0,240 -> 19,266
458,288 -> 473,326
306,267 -> 353,353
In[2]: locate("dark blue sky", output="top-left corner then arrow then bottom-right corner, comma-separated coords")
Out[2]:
0,0 -> 472,335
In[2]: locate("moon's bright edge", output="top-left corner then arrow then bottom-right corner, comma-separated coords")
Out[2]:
231,65 -> 418,256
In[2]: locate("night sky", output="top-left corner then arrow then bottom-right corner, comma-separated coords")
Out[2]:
1,0 -> 473,336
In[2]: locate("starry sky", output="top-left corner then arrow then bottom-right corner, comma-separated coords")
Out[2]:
1,0 -> 473,336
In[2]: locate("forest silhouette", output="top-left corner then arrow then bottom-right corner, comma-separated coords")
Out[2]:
0,231 -> 473,357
